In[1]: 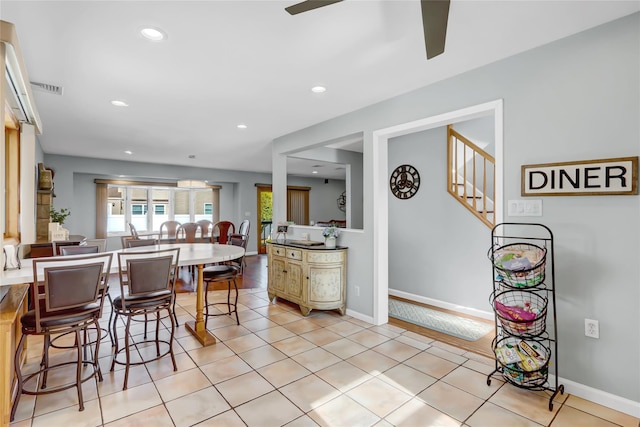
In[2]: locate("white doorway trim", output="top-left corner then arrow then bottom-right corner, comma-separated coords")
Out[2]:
371,99 -> 504,325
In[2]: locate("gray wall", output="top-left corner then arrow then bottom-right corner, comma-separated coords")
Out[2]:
44,154 -> 272,252
273,13 -> 640,403
43,154 -> 349,252
288,176 -> 346,224
388,127 -> 491,312
288,146 -> 364,229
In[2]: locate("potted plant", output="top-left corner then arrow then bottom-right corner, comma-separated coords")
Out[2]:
50,207 -> 71,226
322,225 -> 340,249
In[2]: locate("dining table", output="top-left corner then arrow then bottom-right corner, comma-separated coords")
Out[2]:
0,242 -> 245,347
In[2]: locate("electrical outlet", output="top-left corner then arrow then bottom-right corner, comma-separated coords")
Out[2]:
355,286 -> 360,297
585,318 -> 599,338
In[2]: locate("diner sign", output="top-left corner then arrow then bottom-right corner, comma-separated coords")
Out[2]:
521,156 -> 638,196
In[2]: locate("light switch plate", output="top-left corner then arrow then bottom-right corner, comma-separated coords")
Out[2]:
508,199 -> 542,216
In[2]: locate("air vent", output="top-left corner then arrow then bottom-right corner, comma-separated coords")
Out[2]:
30,81 -> 64,96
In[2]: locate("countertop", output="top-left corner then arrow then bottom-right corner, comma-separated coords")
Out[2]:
268,240 -> 347,250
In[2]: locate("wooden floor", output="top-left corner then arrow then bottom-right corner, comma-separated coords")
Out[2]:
388,295 -> 495,359
175,254 -> 494,358
174,254 -> 268,292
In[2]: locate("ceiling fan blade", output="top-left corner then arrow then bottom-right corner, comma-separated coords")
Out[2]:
285,0 -> 343,15
421,0 -> 450,59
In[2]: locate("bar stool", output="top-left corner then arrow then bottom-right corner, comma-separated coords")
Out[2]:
110,247 -> 180,390
11,253 -> 113,421
60,245 -> 114,346
203,236 -> 245,326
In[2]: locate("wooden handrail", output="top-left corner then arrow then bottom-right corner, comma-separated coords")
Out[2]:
447,125 -> 495,228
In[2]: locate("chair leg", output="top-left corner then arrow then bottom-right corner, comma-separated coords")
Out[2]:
172,298 -> 179,327
107,293 -> 115,346
83,328 -> 89,365
204,281 -> 210,329
74,329 -> 85,412
41,334 -> 53,389
110,312 -> 120,372
123,315 -> 132,390
155,311 -> 161,357
93,321 -> 103,382
226,281 -> 232,315
167,306 -> 177,373
10,333 -> 27,422
232,278 -> 239,325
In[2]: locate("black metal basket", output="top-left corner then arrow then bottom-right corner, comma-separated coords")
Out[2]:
490,243 -> 547,288
493,336 -> 550,388
490,289 -> 548,337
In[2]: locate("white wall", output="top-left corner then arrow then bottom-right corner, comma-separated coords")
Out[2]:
273,13 -> 640,406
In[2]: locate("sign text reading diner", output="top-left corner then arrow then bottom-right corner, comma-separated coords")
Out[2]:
521,156 -> 638,196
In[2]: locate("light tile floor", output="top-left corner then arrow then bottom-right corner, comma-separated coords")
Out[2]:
10,288 -> 640,427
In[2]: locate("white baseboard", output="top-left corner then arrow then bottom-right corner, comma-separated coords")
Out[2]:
346,308 -> 375,325
550,375 -> 640,418
386,289 -> 639,417
388,288 -> 494,321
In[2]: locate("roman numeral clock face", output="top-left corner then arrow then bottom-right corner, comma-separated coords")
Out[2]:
390,164 -> 420,199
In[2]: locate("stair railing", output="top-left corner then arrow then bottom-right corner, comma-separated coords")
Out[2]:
447,125 -> 495,228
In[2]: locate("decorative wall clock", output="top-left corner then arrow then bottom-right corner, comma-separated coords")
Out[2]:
390,164 -> 420,199
337,191 -> 346,212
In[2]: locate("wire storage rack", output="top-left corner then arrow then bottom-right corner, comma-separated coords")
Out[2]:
487,222 -> 564,411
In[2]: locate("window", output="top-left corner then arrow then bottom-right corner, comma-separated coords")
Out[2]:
95,180 -> 221,238
131,204 -> 148,215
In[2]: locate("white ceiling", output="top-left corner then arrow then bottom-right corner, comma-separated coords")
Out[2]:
3,1 -> 638,179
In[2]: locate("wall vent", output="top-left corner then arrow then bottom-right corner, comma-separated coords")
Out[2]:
30,81 -> 64,96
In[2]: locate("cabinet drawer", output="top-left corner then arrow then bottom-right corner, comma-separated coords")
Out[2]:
272,246 -> 287,257
286,249 -> 302,261
308,251 -> 344,263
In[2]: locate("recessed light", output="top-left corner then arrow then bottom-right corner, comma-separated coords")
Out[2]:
311,86 -> 326,93
237,124 -> 248,129
312,170 -> 319,174
140,27 -> 167,42
111,100 -> 129,107
124,150 -> 133,155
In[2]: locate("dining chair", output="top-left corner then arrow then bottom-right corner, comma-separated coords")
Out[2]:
125,238 -> 159,248
120,236 -> 135,249
176,222 -> 201,243
176,222 -> 202,279
159,220 -> 181,241
125,237 -> 179,328
212,220 -> 235,244
11,253 -> 113,421
127,222 -> 139,239
238,219 -> 250,238
230,219 -> 250,269
83,238 -> 107,252
51,240 -> 80,256
203,236 -> 245,326
111,247 -> 180,390
59,245 -> 114,346
196,219 -> 213,242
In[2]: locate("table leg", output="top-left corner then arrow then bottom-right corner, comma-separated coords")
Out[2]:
184,263 -> 217,346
